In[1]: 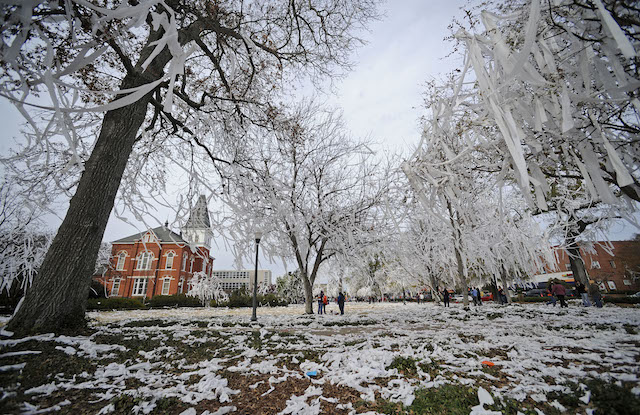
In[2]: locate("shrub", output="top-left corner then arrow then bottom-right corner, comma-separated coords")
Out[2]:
213,290 -> 288,308
88,279 -> 108,299
226,289 -> 253,308
148,294 -> 202,308
260,293 -> 288,307
87,297 -> 146,311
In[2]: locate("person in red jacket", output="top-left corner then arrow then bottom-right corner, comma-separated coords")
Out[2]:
551,281 -> 568,308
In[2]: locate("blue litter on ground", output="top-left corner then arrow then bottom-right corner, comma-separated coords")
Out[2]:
306,370 -> 317,377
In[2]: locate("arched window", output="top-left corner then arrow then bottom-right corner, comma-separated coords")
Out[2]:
165,251 -> 175,269
136,251 -> 153,270
182,254 -> 188,271
189,257 -> 194,273
115,252 -> 127,271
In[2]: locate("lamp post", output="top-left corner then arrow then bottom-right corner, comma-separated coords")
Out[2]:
251,231 -> 262,321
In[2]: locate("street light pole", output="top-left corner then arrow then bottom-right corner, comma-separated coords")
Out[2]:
251,231 -> 262,322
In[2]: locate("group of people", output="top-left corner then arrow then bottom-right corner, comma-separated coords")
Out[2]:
468,287 -> 483,306
317,290 -> 346,315
547,280 -> 603,308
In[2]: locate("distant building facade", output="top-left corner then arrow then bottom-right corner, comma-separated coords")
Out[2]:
213,269 -> 272,292
539,240 -> 640,292
98,196 -> 214,298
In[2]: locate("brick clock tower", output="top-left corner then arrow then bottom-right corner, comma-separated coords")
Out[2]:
99,196 -> 214,299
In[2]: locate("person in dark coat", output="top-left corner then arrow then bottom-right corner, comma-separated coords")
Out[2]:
442,288 -> 450,307
337,292 -> 345,315
546,282 -> 557,306
576,281 -> 591,307
589,283 -> 603,308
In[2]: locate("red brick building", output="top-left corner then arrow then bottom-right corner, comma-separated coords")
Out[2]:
551,240 -> 640,292
98,196 -> 214,298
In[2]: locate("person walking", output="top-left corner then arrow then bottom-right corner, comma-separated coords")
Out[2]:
498,287 -> 507,305
589,283 -> 603,308
551,281 -> 568,308
546,282 -> 557,306
317,290 -> 325,315
476,288 -> 483,305
337,292 -> 345,315
442,288 -> 450,307
576,281 -> 591,307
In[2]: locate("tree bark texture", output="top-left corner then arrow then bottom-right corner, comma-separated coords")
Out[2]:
500,266 -> 512,304
448,200 -> 469,308
302,275 -> 313,314
567,246 -> 591,288
7,31 -> 175,334
8,78 -> 153,335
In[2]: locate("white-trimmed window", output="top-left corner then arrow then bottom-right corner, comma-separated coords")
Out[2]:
610,260 -> 616,269
189,258 -> 194,273
178,277 -> 185,294
161,278 -> 171,295
115,252 -> 127,271
143,232 -> 155,243
111,279 -> 121,296
591,260 -> 601,269
607,280 -> 616,290
623,279 -> 632,286
137,251 -> 153,270
165,252 -> 175,269
132,278 -> 148,296
182,254 -> 187,271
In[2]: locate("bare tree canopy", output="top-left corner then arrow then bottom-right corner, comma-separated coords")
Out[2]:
213,101 -> 391,313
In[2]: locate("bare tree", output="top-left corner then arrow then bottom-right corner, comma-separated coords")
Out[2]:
0,1 -> 379,334
214,102 -> 390,314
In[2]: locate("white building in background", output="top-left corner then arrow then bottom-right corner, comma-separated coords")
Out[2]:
212,269 -> 272,292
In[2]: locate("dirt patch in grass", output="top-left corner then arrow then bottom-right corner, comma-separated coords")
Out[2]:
197,371 -> 361,414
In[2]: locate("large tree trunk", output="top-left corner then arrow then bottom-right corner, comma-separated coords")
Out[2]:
448,200 -> 468,308
7,22 -> 178,334
457,253 -> 469,308
302,275 -> 313,314
7,76 -> 154,335
567,246 -> 589,286
429,274 -> 442,304
500,265 -> 512,304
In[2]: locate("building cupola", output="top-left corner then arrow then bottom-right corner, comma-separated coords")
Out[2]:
182,195 -> 213,249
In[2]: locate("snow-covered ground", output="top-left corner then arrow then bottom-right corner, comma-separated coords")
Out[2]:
1,301 -> 639,414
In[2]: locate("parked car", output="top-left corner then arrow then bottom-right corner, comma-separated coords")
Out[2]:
451,294 -> 474,303
525,288 -> 549,297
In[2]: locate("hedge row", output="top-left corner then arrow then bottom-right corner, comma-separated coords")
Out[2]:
85,292 -> 288,311
148,294 -> 202,308
87,297 -> 146,311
